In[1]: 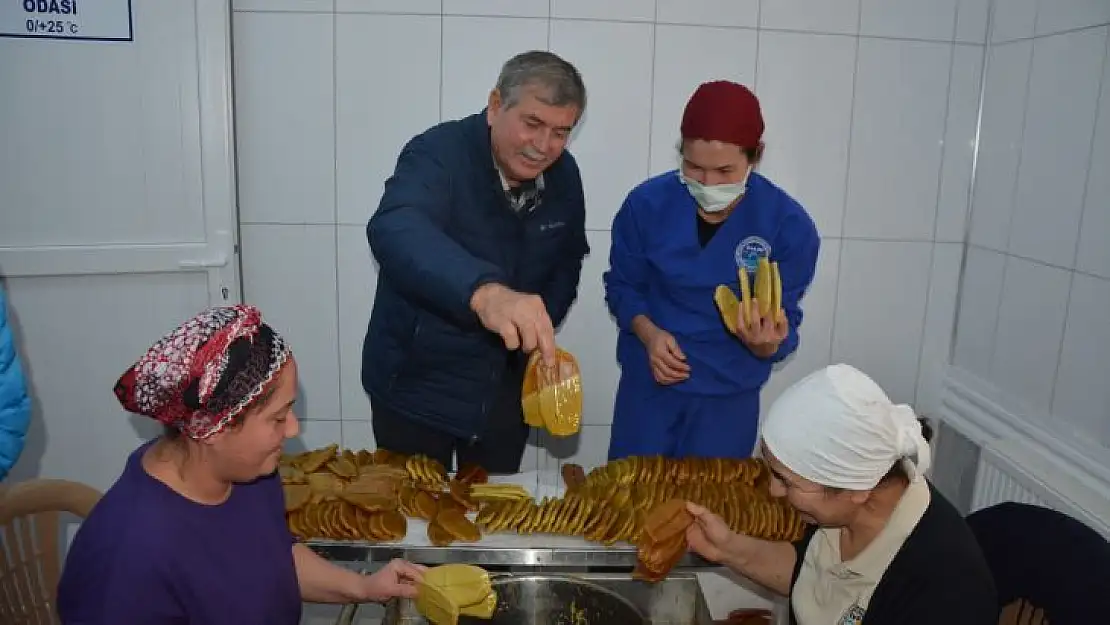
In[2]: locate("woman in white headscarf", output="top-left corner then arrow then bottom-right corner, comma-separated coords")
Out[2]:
686,364 -> 997,625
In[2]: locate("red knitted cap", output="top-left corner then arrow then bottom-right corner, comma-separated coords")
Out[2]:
680,80 -> 764,148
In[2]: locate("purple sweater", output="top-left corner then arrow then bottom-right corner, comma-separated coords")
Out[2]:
57,441 -> 301,624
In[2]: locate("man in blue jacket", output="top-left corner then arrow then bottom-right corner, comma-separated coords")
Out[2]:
604,81 -> 820,461
362,51 -> 589,473
0,286 -> 31,482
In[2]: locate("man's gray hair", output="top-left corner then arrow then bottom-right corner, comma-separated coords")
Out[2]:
495,50 -> 587,116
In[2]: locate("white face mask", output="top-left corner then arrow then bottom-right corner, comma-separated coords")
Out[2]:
679,166 -> 752,213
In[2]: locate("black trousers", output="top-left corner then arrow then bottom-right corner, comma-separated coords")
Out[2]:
370,375 -> 530,474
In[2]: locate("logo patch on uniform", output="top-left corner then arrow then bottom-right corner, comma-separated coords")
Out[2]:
836,604 -> 866,625
735,236 -> 771,272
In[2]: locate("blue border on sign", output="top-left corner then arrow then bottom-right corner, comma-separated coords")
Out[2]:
0,0 -> 134,42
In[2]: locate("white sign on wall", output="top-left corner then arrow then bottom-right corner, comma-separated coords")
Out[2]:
0,0 -> 132,41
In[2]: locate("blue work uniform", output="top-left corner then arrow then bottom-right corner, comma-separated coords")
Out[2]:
603,171 -> 820,460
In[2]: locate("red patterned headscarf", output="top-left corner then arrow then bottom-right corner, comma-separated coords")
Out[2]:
114,305 -> 292,440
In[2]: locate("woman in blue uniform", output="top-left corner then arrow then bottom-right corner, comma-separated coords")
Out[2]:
604,80 -> 820,460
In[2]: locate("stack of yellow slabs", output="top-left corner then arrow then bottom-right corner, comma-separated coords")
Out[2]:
714,256 -> 784,333
520,346 -> 582,437
416,563 -> 497,625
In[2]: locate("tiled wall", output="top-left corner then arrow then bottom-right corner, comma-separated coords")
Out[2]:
952,0 -> 1110,452
232,0 -> 989,473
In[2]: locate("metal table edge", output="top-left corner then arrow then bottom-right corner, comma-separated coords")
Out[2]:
307,540 -> 712,568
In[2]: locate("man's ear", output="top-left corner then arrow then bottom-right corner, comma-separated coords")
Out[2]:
487,89 -> 503,116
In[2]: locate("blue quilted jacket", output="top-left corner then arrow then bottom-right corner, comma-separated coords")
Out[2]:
0,287 -> 30,481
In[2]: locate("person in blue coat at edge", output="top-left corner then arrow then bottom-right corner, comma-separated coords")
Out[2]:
0,286 -> 31,482
604,80 -> 820,461
361,51 -> 589,474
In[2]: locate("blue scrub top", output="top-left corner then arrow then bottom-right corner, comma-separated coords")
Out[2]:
603,170 -> 820,396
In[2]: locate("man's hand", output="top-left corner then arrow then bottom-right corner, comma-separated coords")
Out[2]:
633,316 -> 690,385
470,283 -> 556,365
734,298 -> 788,359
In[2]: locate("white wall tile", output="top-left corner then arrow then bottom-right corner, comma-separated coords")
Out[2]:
655,0 -> 758,28
989,257 -> 1071,415
549,20 -> 653,230
952,246 -> 1006,378
336,226 -> 378,422
553,231 -> 618,426
233,13 -> 334,224
831,240 -> 932,403
1008,29 -> 1106,267
968,41 -> 1032,250
843,39 -> 951,241
336,15 -> 441,226
551,0 -> 656,22
955,0 -> 991,43
915,243 -> 964,416
441,17 -> 549,122
649,25 -> 757,175
341,420 -> 376,450
860,0 -> 957,41
541,425 -> 612,472
756,31 -> 856,238
1052,274 -> 1110,441
759,237 -> 841,418
289,419 -> 343,454
759,0 -> 860,36
522,430 -> 542,473
991,0 -> 1037,43
1034,0 -> 1110,37
443,0 -> 547,17
233,0 -> 332,11
335,0 -> 440,14
240,224 -> 341,421
1077,38 -> 1110,279
936,44 -> 985,242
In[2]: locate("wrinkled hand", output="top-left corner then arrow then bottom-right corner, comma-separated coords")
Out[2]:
645,327 -> 690,385
734,298 -> 788,359
685,502 -> 736,564
357,559 -> 425,603
471,283 -> 556,365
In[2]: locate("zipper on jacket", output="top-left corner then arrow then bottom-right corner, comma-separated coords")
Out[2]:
387,321 -> 422,391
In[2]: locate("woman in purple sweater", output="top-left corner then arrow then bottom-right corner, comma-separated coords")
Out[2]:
57,305 -> 424,625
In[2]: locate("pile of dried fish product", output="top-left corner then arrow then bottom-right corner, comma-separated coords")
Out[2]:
634,498 -> 695,582
280,446 -> 806,547
279,445 -> 484,543
476,456 -> 806,544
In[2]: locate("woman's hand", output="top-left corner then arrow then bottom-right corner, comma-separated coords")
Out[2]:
684,501 -> 797,597
734,299 -> 787,359
356,559 -> 426,603
685,501 -> 737,564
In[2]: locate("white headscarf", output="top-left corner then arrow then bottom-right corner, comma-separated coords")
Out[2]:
761,364 -> 931,490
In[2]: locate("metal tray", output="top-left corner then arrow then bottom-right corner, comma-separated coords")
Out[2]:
335,572 -> 713,625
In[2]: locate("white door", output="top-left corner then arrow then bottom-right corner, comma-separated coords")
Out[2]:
0,0 -> 239,492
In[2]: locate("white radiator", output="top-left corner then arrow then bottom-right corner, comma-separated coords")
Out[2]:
941,369 -> 1110,538
971,454 -> 1047,511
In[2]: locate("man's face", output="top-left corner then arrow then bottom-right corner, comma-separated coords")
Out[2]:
487,84 -> 579,184
680,138 -> 752,186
